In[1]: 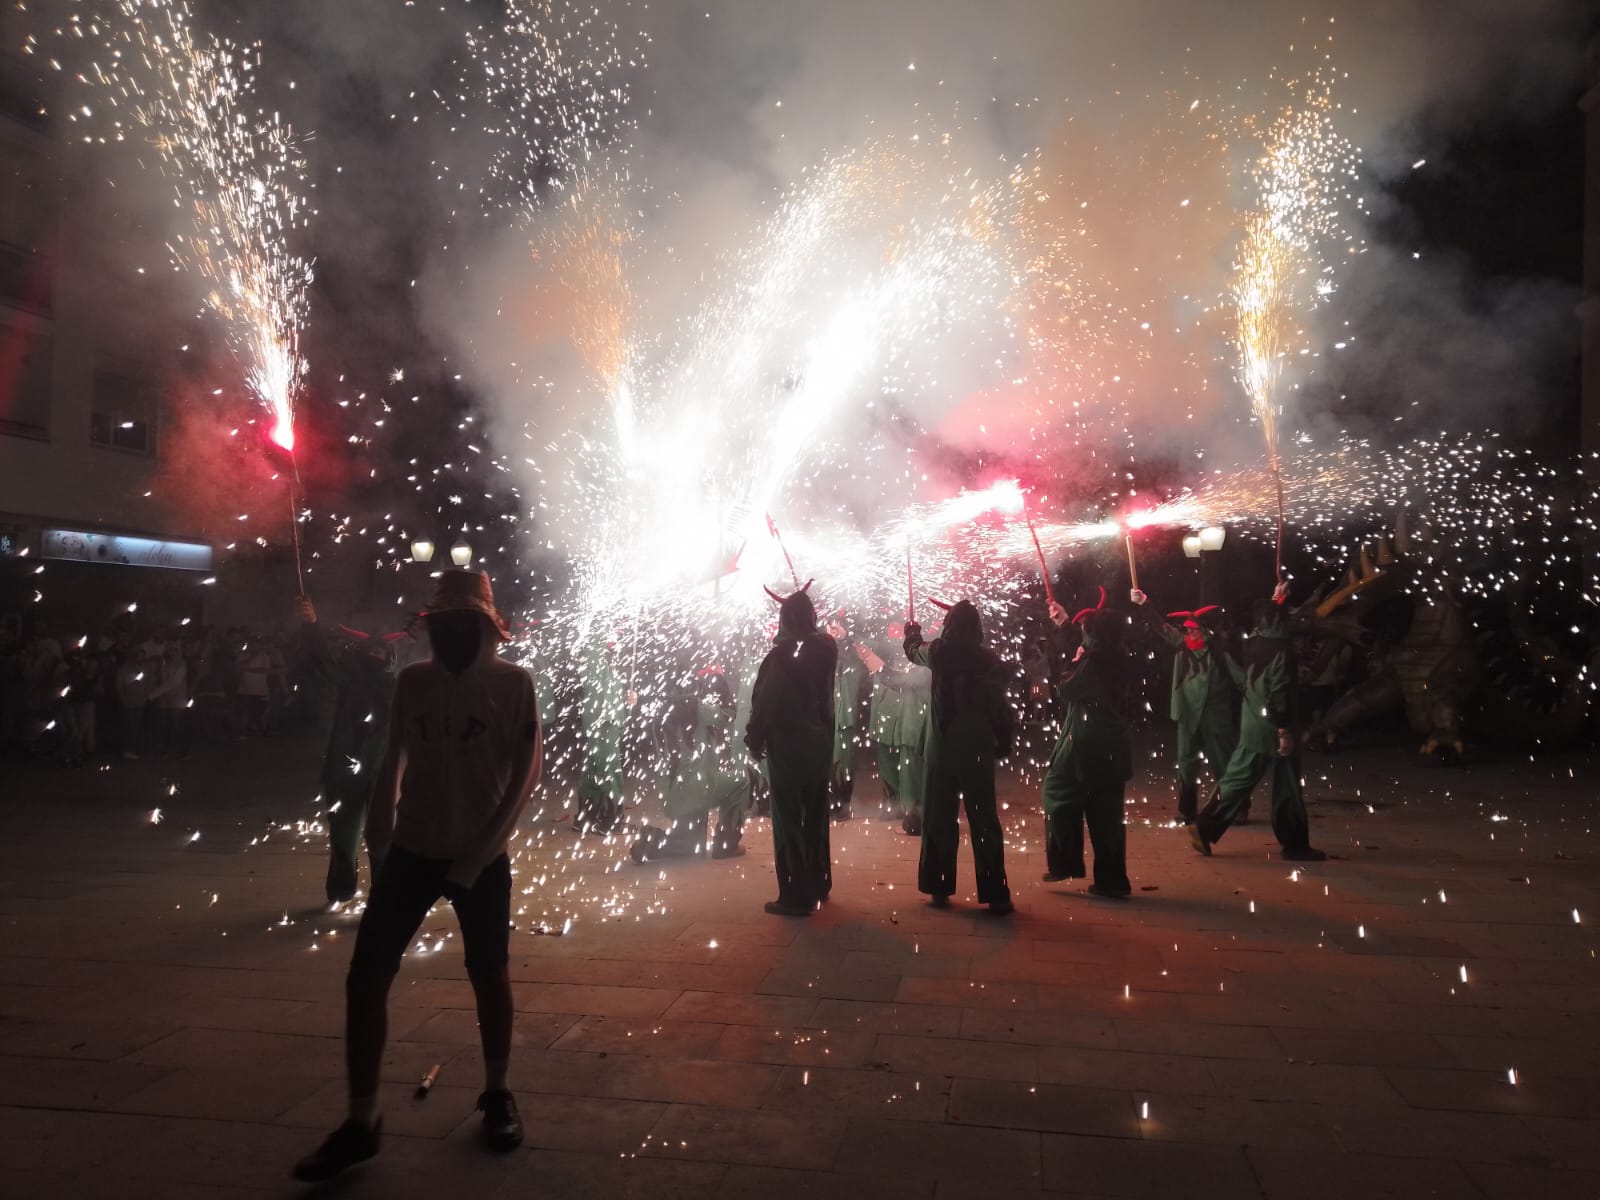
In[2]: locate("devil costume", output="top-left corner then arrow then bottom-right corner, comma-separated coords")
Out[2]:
1141,605 -> 1239,822
830,637 -> 866,818
1192,597 -> 1326,861
576,638 -> 628,833
873,652 -> 931,834
1040,604 -> 1133,897
631,672 -> 746,861
904,601 -> 1013,910
746,588 -> 838,914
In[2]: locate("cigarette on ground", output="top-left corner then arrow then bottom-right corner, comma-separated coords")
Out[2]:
415,1063 -> 442,1098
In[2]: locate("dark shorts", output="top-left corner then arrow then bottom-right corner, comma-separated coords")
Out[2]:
350,846 -> 512,977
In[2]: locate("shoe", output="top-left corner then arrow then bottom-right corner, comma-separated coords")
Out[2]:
901,813 -> 922,836
1086,884 -> 1132,900
325,851 -> 358,905
1237,809 -> 1253,826
1187,824 -> 1212,857
711,842 -> 745,859
987,898 -> 1015,915
478,1089 -> 523,1151
929,894 -> 951,909
764,899 -> 813,917
1040,868 -> 1084,883
292,1117 -> 381,1182
1281,846 -> 1328,862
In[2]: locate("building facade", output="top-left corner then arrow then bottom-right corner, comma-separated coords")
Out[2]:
0,17 -> 216,628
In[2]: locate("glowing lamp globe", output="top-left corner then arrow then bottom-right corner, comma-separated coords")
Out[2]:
1198,526 -> 1227,552
1181,533 -> 1203,559
450,540 -> 473,567
410,538 -> 435,564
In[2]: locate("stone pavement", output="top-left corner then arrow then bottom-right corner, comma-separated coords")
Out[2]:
1,733 -> 1596,1199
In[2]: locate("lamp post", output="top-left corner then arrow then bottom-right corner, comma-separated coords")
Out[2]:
450,537 -> 473,567
409,537 -> 435,564
1193,526 -> 1226,607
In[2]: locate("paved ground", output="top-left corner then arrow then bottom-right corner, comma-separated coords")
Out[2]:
1,731 -> 1597,1199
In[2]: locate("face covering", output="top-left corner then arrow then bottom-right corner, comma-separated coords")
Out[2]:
427,612 -> 483,675
1184,629 -> 1207,652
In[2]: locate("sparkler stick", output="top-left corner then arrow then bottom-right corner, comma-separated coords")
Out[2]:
906,544 -> 916,623
1124,530 -> 1140,594
765,514 -> 801,591
1026,517 -> 1056,606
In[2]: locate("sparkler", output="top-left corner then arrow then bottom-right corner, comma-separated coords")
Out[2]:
1230,61 -> 1360,583
905,544 -> 916,623
765,515 -> 802,592
39,0 -> 315,454
1026,517 -> 1056,607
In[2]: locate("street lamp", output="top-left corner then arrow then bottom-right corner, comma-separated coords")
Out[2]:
409,537 -> 435,563
1199,525 -> 1226,552
1181,533 -> 1203,559
450,538 -> 473,567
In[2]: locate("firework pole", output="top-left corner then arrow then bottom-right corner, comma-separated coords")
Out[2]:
765,513 -> 801,591
1026,516 -> 1056,606
906,543 -> 916,623
1123,529 -> 1140,595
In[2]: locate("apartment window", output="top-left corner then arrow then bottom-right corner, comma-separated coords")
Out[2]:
0,243 -> 53,316
0,322 -> 52,439
91,370 -> 158,454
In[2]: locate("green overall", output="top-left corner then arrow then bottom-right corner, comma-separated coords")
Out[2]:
577,640 -> 627,831
1196,615 -> 1313,853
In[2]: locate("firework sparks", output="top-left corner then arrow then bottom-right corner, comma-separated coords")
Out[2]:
34,0 -> 313,448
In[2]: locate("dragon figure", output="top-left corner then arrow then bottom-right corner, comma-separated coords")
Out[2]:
1296,516 -> 1593,761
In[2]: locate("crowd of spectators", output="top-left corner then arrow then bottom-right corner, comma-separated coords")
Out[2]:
0,613 -> 327,766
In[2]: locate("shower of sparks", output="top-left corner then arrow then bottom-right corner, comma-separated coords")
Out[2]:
1229,48 -> 1363,510
30,0 -> 313,449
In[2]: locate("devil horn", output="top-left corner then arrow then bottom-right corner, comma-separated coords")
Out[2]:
1166,610 -> 1193,621
1194,605 -> 1219,618
336,624 -> 371,640
929,597 -> 953,611
1095,585 -> 1107,611
763,586 -> 784,604
800,578 -> 814,593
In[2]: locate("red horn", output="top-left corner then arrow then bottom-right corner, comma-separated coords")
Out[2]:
928,597 -> 953,611
1095,585 -> 1107,611
1194,605 -> 1219,618
336,624 -> 372,640
1166,610 -> 1193,620
763,585 -> 785,604
800,579 -> 814,593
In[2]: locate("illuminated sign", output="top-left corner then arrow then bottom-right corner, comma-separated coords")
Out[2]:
41,528 -> 213,572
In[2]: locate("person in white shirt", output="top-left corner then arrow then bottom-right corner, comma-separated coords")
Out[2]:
295,570 -> 541,1183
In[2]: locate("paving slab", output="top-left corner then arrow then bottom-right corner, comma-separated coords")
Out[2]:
0,732 -> 1595,1198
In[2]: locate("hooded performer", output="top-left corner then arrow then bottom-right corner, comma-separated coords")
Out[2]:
631,669 -> 747,862
826,615 -> 866,820
1040,592 -> 1134,898
1190,586 -> 1327,862
1133,595 -> 1241,823
576,635 -> 629,833
745,584 -> 837,916
903,600 -> 1014,913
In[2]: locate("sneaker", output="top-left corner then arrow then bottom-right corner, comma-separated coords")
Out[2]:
987,898 -> 1015,915
1040,868 -> 1084,883
478,1089 -> 523,1152
292,1118 -> 381,1182
325,851 -> 358,905
763,899 -> 813,917
900,813 -> 922,837
1187,824 -> 1212,857
928,894 -> 951,909
1281,846 -> 1328,862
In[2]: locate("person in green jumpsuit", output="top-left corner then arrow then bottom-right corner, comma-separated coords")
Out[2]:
826,617 -> 866,820
865,627 -> 930,834
630,670 -> 747,861
1134,597 -> 1240,823
577,637 -> 628,834
1039,597 -> 1133,898
1190,589 -> 1327,862
904,600 -> 1014,913
746,589 -> 837,916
